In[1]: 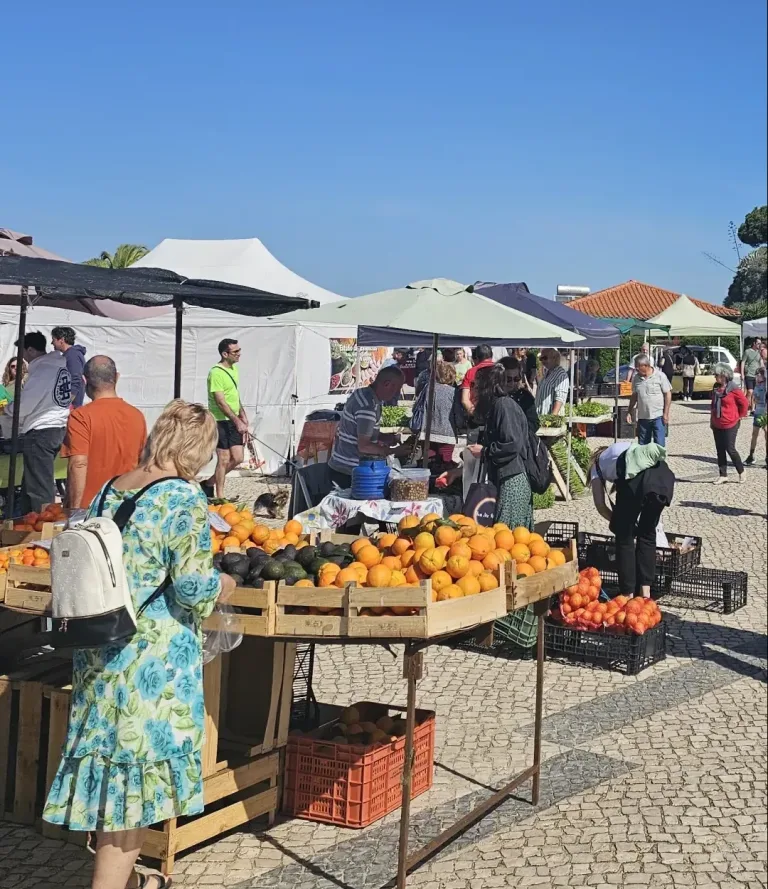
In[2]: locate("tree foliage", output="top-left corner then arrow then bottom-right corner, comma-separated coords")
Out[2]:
84,244 -> 149,268
725,245 -> 767,308
737,206 -> 768,248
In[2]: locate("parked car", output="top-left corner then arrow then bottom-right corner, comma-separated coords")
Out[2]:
668,345 -> 741,398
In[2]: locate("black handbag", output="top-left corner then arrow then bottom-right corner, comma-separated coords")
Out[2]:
462,456 -> 497,527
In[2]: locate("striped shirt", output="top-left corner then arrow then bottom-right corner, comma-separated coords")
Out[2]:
328,386 -> 381,474
535,365 -> 570,415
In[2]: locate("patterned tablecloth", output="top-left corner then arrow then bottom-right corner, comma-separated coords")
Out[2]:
293,489 -> 445,531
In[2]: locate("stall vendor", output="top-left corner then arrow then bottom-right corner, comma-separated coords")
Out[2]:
327,366 -> 411,489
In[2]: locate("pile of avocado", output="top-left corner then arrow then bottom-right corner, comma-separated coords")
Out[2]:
212,540 -> 355,588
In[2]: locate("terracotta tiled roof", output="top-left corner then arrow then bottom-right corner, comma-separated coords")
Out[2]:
567,280 -> 740,320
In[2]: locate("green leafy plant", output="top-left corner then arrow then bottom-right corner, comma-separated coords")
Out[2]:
539,414 -> 565,428
533,487 -> 555,510
550,440 -> 586,496
381,406 -> 409,427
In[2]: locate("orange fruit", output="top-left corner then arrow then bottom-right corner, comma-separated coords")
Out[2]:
367,564 -> 393,587
294,579 -> 315,588
251,525 -> 270,545
467,559 -> 485,577
446,555 -> 470,579
242,540 -> 256,550
434,525 -> 459,546
211,537 -> 222,554
548,549 -> 567,566
219,503 -> 236,517
336,566 -> 362,587
318,563 -> 341,580
457,574 -> 482,596
422,512 -> 442,525
405,565 -> 426,584
284,519 -> 303,536
419,548 -> 446,575
231,523 -> 252,543
467,535 -> 492,558
510,544 -> 531,564
430,570 -> 453,593
455,516 -> 477,538
350,538 -> 373,555
391,537 -> 412,556
493,548 -> 512,563
357,546 -> 382,568
398,515 -> 421,533
492,522 -> 510,532
414,532 -> 435,551
449,541 -> 472,559
516,563 -> 536,578
434,545 -> 451,561
478,572 -> 498,592
381,555 -> 402,570
512,526 -> 531,545
377,533 -> 398,551
528,539 -> 550,559
283,532 -> 300,545
400,550 -> 417,568
482,552 -> 501,572
390,570 -> 407,587
437,583 -> 464,601
221,535 -> 241,549
225,511 -> 244,527
528,555 -> 548,574
494,530 -> 516,551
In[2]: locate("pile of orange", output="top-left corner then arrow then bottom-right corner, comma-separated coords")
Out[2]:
0,545 -> 50,574
12,503 -> 67,533
209,501 -> 305,555
554,568 -> 662,635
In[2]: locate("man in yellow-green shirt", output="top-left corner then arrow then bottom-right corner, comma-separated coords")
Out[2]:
205,338 -> 249,498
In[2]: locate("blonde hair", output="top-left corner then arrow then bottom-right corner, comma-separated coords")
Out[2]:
142,400 -> 218,479
436,360 -> 457,386
2,357 -> 28,389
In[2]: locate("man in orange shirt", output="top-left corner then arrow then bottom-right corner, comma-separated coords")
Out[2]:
63,356 -> 147,509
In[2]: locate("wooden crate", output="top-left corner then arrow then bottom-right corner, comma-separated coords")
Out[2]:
203,584 -> 277,638
0,564 -> 52,614
274,565 -> 509,640
506,539 -> 580,611
0,657 -> 72,825
0,522 -> 59,548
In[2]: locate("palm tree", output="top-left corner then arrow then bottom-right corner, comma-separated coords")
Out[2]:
84,243 -> 150,268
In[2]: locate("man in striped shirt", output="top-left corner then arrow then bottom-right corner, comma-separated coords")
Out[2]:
535,348 -> 570,416
328,366 -> 407,487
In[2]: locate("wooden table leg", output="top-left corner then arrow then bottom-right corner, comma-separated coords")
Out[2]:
532,610 -> 545,805
396,645 -> 423,889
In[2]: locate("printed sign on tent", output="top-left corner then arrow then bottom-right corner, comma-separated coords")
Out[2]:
329,339 -> 389,394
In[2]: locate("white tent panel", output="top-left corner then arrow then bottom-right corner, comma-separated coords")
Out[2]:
0,305 -> 356,474
743,317 -> 767,337
131,238 -> 343,305
647,294 -> 742,337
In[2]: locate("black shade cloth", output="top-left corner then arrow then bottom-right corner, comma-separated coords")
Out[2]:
0,255 -> 317,315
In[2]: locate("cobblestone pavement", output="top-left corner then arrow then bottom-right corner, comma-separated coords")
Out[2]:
1,402 -> 766,888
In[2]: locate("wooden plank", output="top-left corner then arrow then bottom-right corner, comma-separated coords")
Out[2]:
220,587 -> 271,609
348,587 -> 431,609
7,564 -> 52,586
203,751 -> 279,805
170,785 -> 278,855
40,688 -> 72,841
276,643 -> 296,748
427,587 -> 508,637
346,614 -> 428,638
3,588 -> 52,614
141,820 -> 172,861
274,613 -> 345,637
201,657 -> 222,778
0,678 -> 11,814
204,612 -> 270,637
277,588 -> 345,608
507,539 -> 579,610
13,680 -> 43,823
261,643 -> 285,752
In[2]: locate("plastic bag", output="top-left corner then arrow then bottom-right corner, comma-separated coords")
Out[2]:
202,603 -> 243,664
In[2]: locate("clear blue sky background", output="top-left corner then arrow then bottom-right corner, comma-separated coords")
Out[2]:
4,0 -> 766,302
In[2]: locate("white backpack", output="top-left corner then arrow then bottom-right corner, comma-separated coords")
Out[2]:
50,477 -> 181,649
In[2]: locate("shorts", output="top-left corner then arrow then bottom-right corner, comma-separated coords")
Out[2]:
217,420 -> 243,450
745,376 -> 756,391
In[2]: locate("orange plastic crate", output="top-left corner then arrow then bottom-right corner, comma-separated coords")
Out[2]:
282,701 -> 435,828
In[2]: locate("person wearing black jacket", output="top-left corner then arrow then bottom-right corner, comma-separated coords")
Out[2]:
500,356 -> 539,434
475,363 -> 534,531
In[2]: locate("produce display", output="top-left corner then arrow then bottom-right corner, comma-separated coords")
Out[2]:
533,487 -> 556,510
0,545 -> 51,575
549,440 -> 586,496
389,476 -> 429,501
550,568 -> 663,634
563,401 -> 612,418
380,405 -> 410,428
538,415 -> 565,428
290,704 -> 409,747
9,504 -> 67,532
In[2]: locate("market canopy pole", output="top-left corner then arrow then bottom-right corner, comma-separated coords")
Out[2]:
174,297 -> 183,399
6,287 -> 29,519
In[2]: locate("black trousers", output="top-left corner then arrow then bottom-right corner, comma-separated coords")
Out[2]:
712,425 -> 744,476
683,377 -> 695,398
610,477 -> 665,595
20,427 -> 66,514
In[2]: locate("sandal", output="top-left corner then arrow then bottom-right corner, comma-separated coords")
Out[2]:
136,872 -> 173,889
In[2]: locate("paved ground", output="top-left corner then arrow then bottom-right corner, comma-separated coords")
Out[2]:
1,401 -> 766,888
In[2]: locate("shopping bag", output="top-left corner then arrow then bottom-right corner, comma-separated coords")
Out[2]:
463,457 -> 496,526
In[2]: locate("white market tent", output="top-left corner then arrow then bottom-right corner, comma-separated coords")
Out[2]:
743,317 -> 767,338
647,294 -> 742,338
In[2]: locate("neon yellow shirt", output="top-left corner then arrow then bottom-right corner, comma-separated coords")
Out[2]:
207,365 -> 240,421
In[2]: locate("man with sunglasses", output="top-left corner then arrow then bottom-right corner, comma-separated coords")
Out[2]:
205,338 -> 248,498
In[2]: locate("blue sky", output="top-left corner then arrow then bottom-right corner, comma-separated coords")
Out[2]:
4,0 -> 766,302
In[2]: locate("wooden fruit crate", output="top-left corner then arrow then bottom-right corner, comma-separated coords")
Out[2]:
274,565 -> 509,640
0,564 -> 52,614
506,539 -> 579,611
204,584 -> 277,637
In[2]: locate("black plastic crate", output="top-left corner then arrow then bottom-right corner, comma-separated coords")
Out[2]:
538,521 -> 579,549
544,617 -> 667,675
290,642 -> 319,730
662,568 -> 748,614
578,531 -> 702,594
447,635 -> 537,660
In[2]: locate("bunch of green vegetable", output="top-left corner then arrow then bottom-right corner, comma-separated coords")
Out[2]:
381,406 -> 409,427
756,413 -> 767,429
574,401 -> 611,418
569,436 -> 594,473
539,414 -> 565,428
549,440 -> 586,496
533,487 -> 555,510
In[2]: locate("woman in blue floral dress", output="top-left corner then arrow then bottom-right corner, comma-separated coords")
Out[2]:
44,401 -> 235,889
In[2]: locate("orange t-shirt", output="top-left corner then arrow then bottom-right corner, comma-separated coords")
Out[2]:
62,398 -> 148,508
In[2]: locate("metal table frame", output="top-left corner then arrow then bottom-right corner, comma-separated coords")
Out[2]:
273,598 -> 548,889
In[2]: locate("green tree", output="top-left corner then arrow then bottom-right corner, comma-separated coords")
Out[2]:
725,245 -> 767,307
737,206 -> 768,248
84,244 -> 149,268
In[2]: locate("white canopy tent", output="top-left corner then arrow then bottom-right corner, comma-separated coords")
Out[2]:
131,238 -> 343,305
647,294 -> 742,338
0,305 -> 357,474
743,317 -> 767,338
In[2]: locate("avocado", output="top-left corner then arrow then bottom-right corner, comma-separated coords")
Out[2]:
329,554 -> 346,566
261,559 -> 286,582
308,557 -> 329,575
248,548 -> 268,564
247,564 -> 264,583
273,551 -> 290,562
296,545 -> 317,568
282,544 -> 297,560
246,578 -> 264,589
320,541 -> 336,557
283,564 -> 308,583
229,573 -> 245,587
221,553 -> 250,578
336,543 -> 352,555
212,554 -> 225,571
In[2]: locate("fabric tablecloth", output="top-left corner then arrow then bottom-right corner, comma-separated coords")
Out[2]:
293,489 -> 445,531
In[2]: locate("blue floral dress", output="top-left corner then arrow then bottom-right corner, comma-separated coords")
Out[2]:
43,479 -> 221,832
